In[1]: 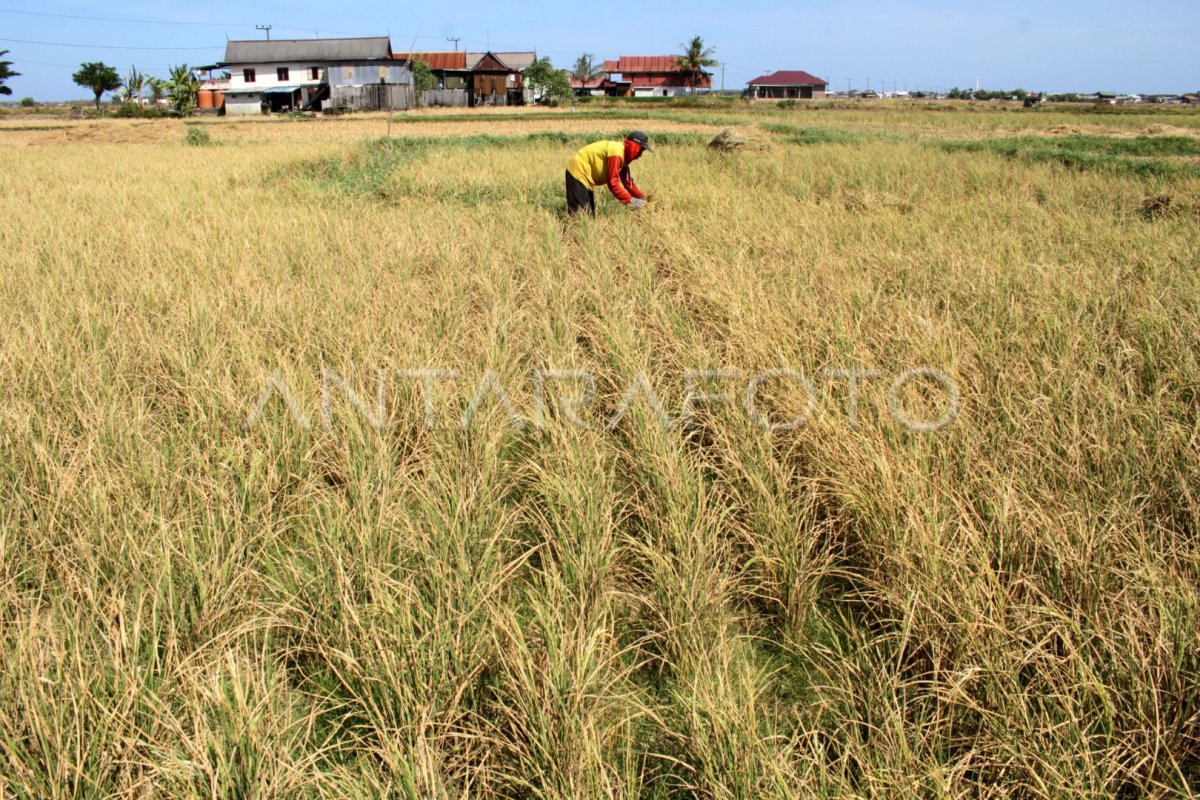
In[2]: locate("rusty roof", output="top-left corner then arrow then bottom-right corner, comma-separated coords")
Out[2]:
604,56 -> 683,74
393,51 -> 468,70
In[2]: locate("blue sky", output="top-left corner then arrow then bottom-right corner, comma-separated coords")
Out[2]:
1,0 -> 1197,100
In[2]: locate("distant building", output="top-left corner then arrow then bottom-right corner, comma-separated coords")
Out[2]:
219,37 -> 412,115
570,76 -> 619,97
467,51 -> 537,106
396,50 -> 535,106
602,56 -> 710,97
394,51 -> 470,90
1182,94 -> 1200,105
1023,92 -> 1044,107
746,70 -> 828,100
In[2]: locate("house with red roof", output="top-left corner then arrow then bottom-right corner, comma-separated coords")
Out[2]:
747,70 -> 828,100
602,56 -> 711,97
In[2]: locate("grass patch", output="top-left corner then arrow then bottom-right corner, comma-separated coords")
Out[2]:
0,124 -> 73,132
939,135 -> 1200,177
288,132 -> 709,203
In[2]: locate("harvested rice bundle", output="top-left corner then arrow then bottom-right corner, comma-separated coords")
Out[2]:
708,127 -> 772,152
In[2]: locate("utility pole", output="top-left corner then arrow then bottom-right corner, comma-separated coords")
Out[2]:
446,37 -> 461,51
256,25 -> 272,40
720,62 -> 725,93
847,78 -> 851,94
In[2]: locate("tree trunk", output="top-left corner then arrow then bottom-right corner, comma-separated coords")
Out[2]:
94,90 -> 101,110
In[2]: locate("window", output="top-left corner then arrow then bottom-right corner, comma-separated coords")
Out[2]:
378,65 -> 389,81
309,66 -> 320,80
342,66 -> 354,81
243,68 -> 256,83
277,67 -> 289,82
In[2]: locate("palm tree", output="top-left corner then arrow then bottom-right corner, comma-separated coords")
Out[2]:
570,54 -> 604,85
123,65 -> 146,106
675,36 -> 718,95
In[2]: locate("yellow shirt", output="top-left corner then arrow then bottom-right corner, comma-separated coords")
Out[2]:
567,140 -> 625,188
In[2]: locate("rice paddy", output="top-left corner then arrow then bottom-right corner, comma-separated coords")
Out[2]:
1,100 -> 1198,798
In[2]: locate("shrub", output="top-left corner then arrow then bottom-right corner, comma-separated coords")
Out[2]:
113,102 -> 171,119
19,97 -> 35,108
184,126 -> 212,146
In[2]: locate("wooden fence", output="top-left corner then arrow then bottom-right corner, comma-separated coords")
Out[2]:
421,89 -> 469,108
328,84 -> 414,112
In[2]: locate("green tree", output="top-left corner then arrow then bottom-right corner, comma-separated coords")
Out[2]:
412,60 -> 435,97
73,62 -> 122,109
570,53 -> 604,85
0,50 -> 20,96
675,36 -> 717,95
123,65 -> 147,106
523,56 -> 571,104
166,64 -> 199,116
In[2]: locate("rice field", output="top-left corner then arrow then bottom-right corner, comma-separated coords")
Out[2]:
1,101 -> 1198,798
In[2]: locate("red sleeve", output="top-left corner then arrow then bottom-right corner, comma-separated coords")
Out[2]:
605,155 -> 634,204
620,166 -> 644,200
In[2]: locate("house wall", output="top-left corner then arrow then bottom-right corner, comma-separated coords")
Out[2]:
751,85 -> 827,100
618,72 -> 711,90
324,62 -> 412,86
633,85 -> 708,97
226,62 -> 325,90
434,72 -> 468,90
224,93 -> 264,116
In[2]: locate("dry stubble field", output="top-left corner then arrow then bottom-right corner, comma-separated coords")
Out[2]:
1,102 -> 1199,798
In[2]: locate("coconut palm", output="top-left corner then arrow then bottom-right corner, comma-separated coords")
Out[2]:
570,54 -> 604,85
0,50 -> 20,96
675,36 -> 718,95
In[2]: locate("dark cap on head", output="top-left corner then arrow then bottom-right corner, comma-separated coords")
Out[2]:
626,130 -> 653,152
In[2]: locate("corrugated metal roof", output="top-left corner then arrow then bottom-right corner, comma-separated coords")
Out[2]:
223,37 -> 391,65
393,51 -> 468,70
748,70 -> 828,86
605,56 -> 682,74
465,51 -> 537,71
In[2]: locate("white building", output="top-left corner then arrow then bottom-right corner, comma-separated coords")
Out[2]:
219,36 -> 411,115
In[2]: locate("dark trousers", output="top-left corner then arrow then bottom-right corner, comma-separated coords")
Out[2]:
565,171 -> 595,217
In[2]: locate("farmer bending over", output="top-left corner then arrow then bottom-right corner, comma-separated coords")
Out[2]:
565,131 -> 651,217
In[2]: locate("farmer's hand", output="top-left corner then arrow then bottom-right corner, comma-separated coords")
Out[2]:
630,198 -> 646,209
